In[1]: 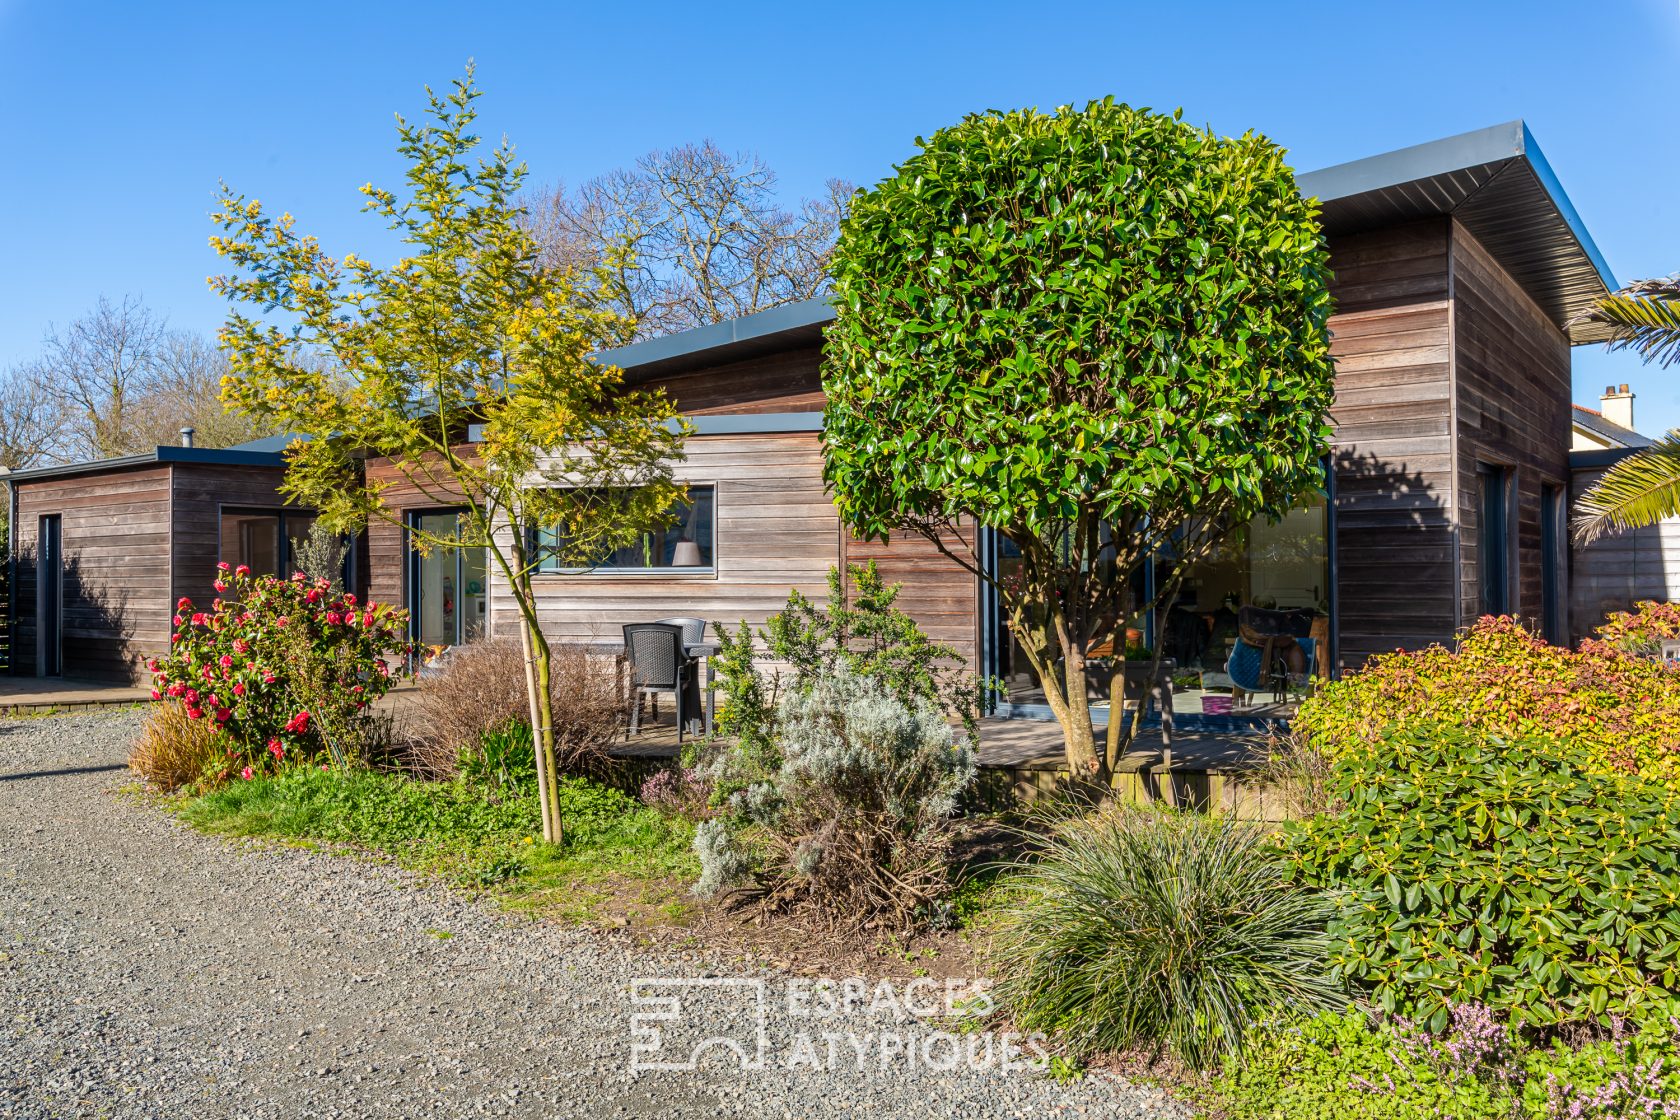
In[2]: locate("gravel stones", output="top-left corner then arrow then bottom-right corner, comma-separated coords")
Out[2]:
0,709 -> 1186,1119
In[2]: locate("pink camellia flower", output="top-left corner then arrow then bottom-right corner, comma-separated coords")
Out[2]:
232,639 -> 248,654
149,689 -> 161,701
167,683 -> 184,698
305,589 -> 322,604
275,616 -> 289,628
217,562 -> 231,572
362,611 -> 374,628
326,612 -> 342,626
232,682 -> 245,697
190,612 -> 207,626
173,615 -> 184,627
262,672 -> 276,684
176,596 -> 192,611
171,633 -> 181,643
204,694 -> 219,709
185,707 -> 202,720
235,564 -> 251,578
219,654 -> 233,669
185,688 -> 199,704
267,739 -> 284,760
240,766 -> 253,780
213,580 -> 227,593
215,709 -> 231,724
284,710 -> 310,734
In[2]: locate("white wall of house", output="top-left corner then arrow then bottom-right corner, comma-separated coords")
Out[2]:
1570,464 -> 1680,640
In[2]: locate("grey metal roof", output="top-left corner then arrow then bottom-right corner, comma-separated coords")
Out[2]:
0,444 -> 286,485
599,299 -> 834,382
1571,404 -> 1654,450
1299,121 -> 1616,343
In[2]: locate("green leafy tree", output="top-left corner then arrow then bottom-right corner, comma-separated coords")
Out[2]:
1571,276 -> 1680,543
822,100 -> 1335,784
209,70 -> 685,843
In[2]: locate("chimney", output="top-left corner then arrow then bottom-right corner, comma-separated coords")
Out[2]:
1601,384 -> 1635,431
179,426 -> 195,448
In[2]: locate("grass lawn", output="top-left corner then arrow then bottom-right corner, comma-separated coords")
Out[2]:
179,767 -> 701,927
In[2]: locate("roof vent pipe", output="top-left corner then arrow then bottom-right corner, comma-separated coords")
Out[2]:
180,426 -> 195,448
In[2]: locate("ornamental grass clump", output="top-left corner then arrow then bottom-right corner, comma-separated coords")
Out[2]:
1285,721 -> 1680,1032
129,700 -> 224,792
1295,615 -> 1680,780
146,564 -> 412,783
694,666 -> 976,930
987,806 -> 1342,1069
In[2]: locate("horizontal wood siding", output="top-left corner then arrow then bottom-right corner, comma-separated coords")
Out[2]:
1327,220 -> 1458,670
13,465 -> 174,682
1569,465 -> 1680,637
842,526 -> 979,665
361,454 -> 471,616
511,433 -> 842,645
640,345 -> 825,415
169,463 -> 293,614
1449,222 -> 1573,630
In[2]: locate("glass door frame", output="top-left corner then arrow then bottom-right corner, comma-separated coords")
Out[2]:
405,507 -> 487,649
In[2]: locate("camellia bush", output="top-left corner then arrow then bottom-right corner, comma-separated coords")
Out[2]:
147,564 -> 412,782
1294,615 -> 1680,780
1286,721 -> 1680,1031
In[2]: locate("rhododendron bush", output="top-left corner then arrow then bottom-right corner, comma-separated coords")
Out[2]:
148,564 -> 413,782
1295,615 -> 1680,780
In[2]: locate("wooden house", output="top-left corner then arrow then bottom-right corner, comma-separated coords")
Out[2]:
8,122 -> 1618,720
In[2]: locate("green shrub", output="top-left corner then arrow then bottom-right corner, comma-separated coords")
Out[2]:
696,666 -> 975,930
987,806 -> 1341,1068
1285,722 -> 1680,1031
1591,599 -> 1680,660
1210,1005 -> 1680,1120
1294,616 -> 1680,781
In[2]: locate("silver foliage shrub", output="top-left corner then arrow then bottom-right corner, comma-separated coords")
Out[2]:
694,667 -> 975,930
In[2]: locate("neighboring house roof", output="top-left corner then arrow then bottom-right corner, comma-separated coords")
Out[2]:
1572,404 -> 1654,451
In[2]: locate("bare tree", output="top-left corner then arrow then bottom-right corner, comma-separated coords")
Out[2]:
14,295 -> 278,460
526,141 -> 851,339
0,366 -> 65,470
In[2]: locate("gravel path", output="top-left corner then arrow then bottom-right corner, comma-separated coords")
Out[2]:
0,709 -> 1189,1119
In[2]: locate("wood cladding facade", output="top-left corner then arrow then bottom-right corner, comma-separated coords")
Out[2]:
11,214 -> 1578,687
11,461 -> 291,682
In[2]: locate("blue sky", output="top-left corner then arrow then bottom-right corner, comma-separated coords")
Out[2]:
2,1 -> 1677,429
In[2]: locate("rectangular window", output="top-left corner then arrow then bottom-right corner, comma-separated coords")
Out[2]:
219,508 -> 324,579
533,486 -> 715,573
1477,465 -> 1511,617
1541,483 -> 1565,643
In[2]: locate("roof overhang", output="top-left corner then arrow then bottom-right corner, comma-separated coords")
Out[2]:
1298,121 -> 1617,343
597,299 -> 834,382
0,445 -> 286,485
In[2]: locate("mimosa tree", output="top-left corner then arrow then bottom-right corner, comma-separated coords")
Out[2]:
209,70 -> 685,843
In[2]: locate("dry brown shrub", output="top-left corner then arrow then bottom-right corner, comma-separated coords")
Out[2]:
129,702 -> 223,792
411,639 -> 622,778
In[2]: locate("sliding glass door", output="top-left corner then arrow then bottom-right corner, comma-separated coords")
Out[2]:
409,510 -> 487,649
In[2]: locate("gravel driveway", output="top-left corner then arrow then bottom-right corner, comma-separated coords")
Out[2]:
0,709 -> 1188,1120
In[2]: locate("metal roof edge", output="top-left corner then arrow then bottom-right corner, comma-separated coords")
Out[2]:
1296,120 -> 1527,204
1570,446 -> 1639,471
2,445 -> 287,484
594,298 -> 836,372
1516,122 -> 1619,293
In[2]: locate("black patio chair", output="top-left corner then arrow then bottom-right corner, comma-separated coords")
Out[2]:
623,623 -> 697,743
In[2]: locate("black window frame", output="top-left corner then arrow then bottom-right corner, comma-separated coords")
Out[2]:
217,505 -> 354,589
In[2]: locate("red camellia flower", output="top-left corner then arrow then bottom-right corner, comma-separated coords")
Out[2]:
232,682 -> 245,697
284,710 -> 310,734
305,589 -> 322,604
185,688 -> 199,704
232,639 -> 248,654
326,612 -> 342,626
240,766 -> 253,780
213,580 -> 227,593
176,597 -> 192,611
217,562 -> 231,572
190,612 -> 207,626
235,565 -> 251,578
219,654 -> 234,669
267,738 -> 285,759
262,672 -> 276,684
149,689 -> 161,701
344,593 -> 357,606
185,707 -> 202,720
215,709 -> 231,724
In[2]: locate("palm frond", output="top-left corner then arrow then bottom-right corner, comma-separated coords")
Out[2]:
1573,433 -> 1680,543
1576,276 -> 1680,368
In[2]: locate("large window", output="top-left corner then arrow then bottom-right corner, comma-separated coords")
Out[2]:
532,486 -> 715,573
219,508 -> 318,578
409,509 -> 486,648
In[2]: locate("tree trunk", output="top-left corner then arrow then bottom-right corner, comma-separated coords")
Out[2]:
508,541 -> 563,845
1008,597 -> 1109,793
